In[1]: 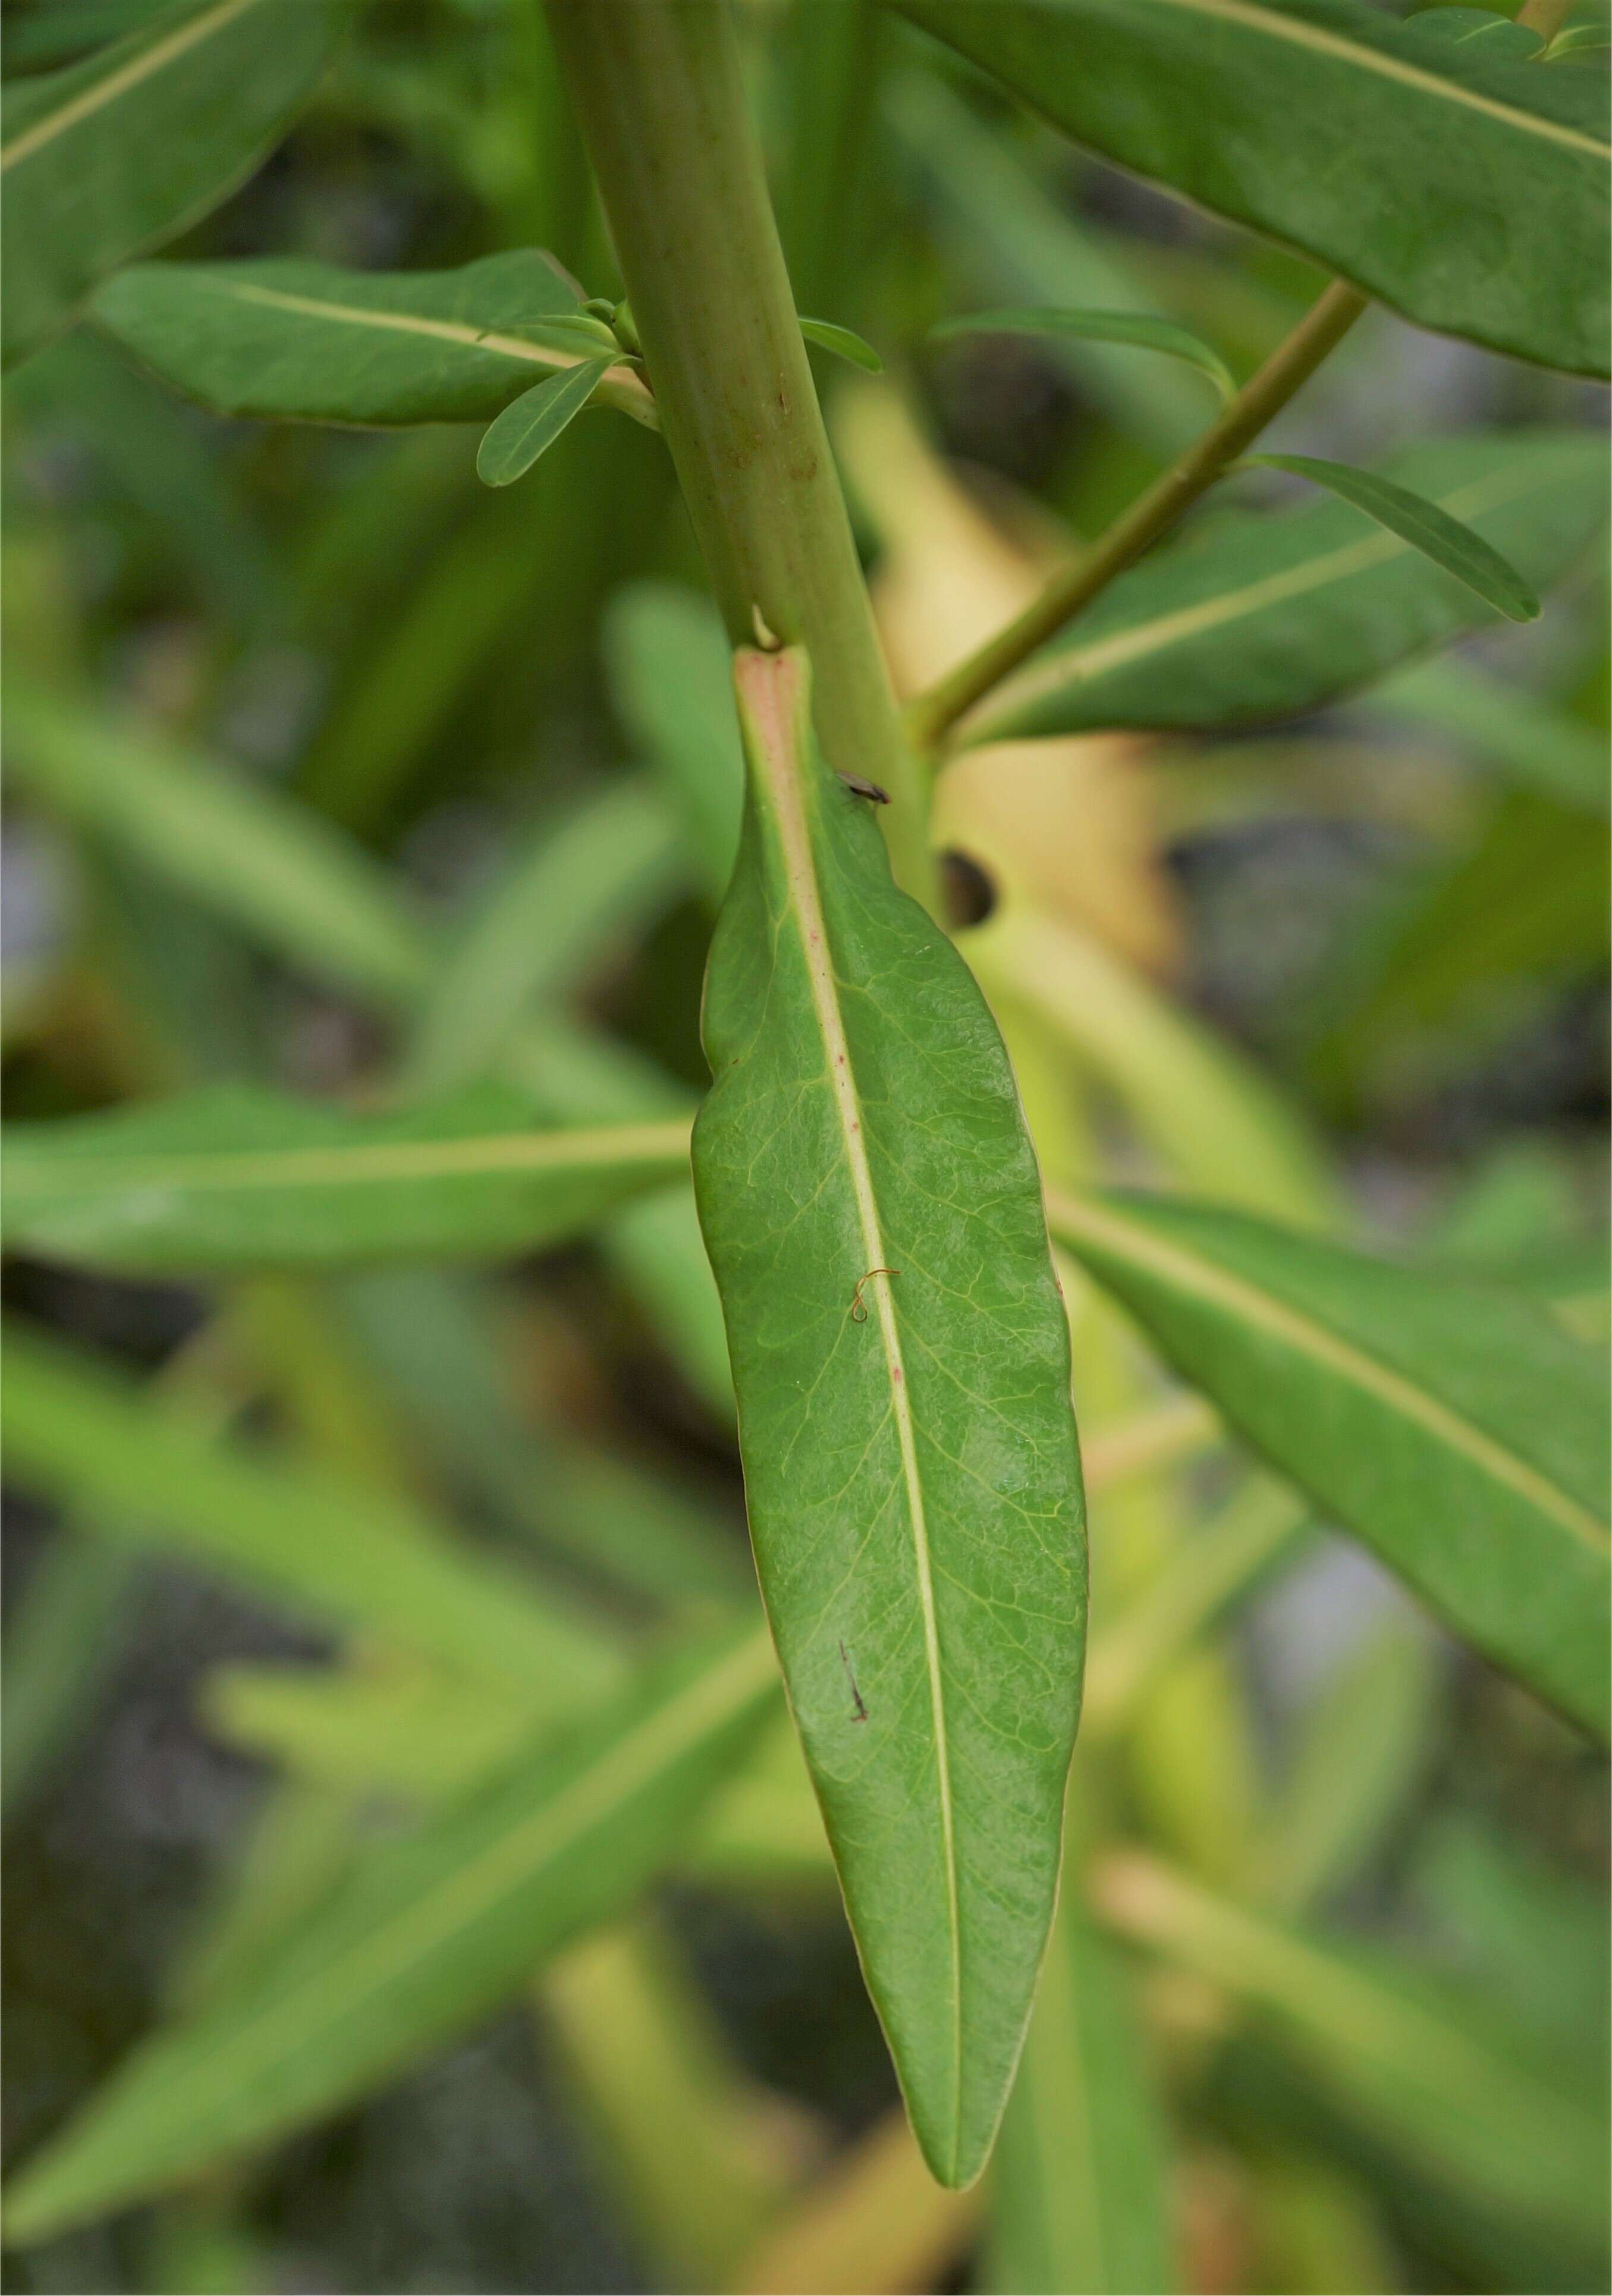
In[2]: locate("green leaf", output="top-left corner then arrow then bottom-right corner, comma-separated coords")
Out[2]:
602,582 -> 746,901
476,354 -> 618,486
885,71 -> 1209,454
397,782 -> 688,1100
962,433 -> 1606,745
91,251 -> 657,429
1,1083 -> 692,1273
934,305 -> 1234,401
0,1323 -> 623,1700
4,677 -> 431,1009
0,1623 -> 778,2241
692,647 -> 1086,2188
797,315 -> 884,371
891,0 -> 1610,376
1409,7 -> 1545,60
1247,453 -> 1541,623
983,1893 -> 1178,2294
1095,1851 -> 1611,2259
1,0 -> 353,369
1048,1189 -> 1610,1733
86,247 -> 656,431
1,1531 -> 139,1823
1361,659 -> 1611,819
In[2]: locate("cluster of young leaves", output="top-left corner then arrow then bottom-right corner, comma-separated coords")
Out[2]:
1,0 -> 1607,2283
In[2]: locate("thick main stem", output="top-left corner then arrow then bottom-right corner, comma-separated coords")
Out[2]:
906,280 -> 1369,752
546,0 -> 933,906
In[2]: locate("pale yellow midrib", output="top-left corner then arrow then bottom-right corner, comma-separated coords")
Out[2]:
216,281 -> 643,393
972,462 -> 1551,728
1049,1191 -> 1610,1556
2,0 -> 258,171
34,1628 -> 777,2193
1153,0 -> 1605,158
756,677 -> 967,2178
13,1118 -> 693,1199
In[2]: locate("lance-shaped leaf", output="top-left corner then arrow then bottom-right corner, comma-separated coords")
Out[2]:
983,1892 -> 1178,2295
2,1083 -> 692,1274
891,0 -> 1610,377
1246,453 -> 1540,621
1047,1190 -> 1610,1734
693,648 -> 1086,2188
476,354 -> 619,486
0,1623 -> 779,2242
1,0 -> 354,369
797,316 -> 884,372
1,1323 -> 622,1699
91,250 -> 656,429
934,306 -> 1234,402
962,432 -> 1605,745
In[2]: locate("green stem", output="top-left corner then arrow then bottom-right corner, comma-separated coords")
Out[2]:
546,0 -> 934,908
904,279 -> 1369,753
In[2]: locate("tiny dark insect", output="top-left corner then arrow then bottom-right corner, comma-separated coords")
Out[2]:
837,772 -> 890,805
839,1640 -> 869,1723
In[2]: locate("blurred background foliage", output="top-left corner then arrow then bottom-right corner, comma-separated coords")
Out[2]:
1,1 -> 1607,2291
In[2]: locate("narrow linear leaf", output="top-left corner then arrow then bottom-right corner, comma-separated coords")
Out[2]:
693,647 -> 1086,2188
1094,1851 -> 1610,2254
934,306 -> 1234,401
0,1624 -> 779,2242
1248,453 -> 1541,622
963,432 -> 1605,745
1,0 -> 354,369
477,354 -> 618,487
891,0 -> 1610,376
1,1084 -> 692,1273
797,315 -> 884,372
0,1323 -> 623,1699
92,252 -> 656,428
1047,1189 -> 1610,1733
4,677 -> 431,1009
984,1893 -> 1178,2294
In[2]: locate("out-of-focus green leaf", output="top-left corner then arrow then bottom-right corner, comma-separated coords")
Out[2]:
1048,1190 -> 1611,1732
966,904 -> 1337,1229
983,1891 -> 1177,2294
680,1706 -> 834,1887
1,1532 -> 139,1823
885,72 -> 1213,453
1305,789 -> 1610,1103
1082,1479 -> 1312,1733
92,252 -> 656,428
1095,1852 -> 1610,2261
0,1322 -> 624,1698
1248,454 -> 1540,622
1362,659 -> 1610,818
170,1781 -> 358,2021
476,353 -> 618,485
891,0 -> 1610,376
1,0 -> 353,369
603,582 -> 745,900
961,434 -> 1607,744
1255,1616 -> 1443,1914
797,316 -> 882,372
694,648 -> 1086,2189
935,306 -> 1233,402
2,1085 -> 692,1272
399,783 -> 687,1100
336,1270 -> 747,1609
5,679 -> 430,1008
0,1623 -> 779,2242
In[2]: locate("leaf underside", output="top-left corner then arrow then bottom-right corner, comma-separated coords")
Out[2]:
692,646 -> 1086,2187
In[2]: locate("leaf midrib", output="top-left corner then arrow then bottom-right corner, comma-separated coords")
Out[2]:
971,460 -> 1564,729
1048,1189 -> 1610,1554
1146,0 -> 1605,159
743,653 -> 966,2177
7,1117 -> 693,1203
1,0 -> 259,171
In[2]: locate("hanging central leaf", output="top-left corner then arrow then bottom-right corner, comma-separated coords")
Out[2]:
692,645 -> 1086,2189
